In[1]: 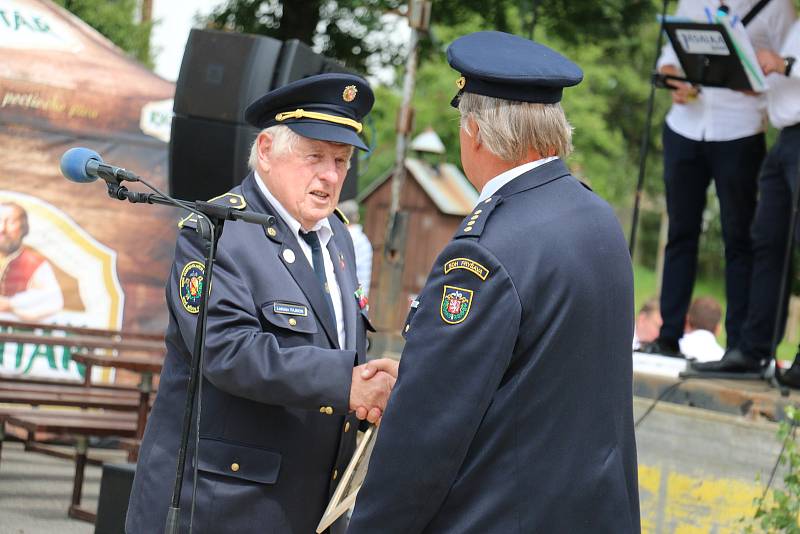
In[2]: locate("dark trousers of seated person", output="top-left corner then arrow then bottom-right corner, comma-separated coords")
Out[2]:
659,125 -> 765,349
740,125 -> 800,361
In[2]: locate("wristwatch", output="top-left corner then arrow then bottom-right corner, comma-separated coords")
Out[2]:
784,56 -> 796,77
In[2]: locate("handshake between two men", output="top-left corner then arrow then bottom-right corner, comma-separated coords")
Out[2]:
349,358 -> 399,424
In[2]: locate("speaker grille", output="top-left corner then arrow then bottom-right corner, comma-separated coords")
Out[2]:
169,116 -> 258,201
173,29 -> 282,122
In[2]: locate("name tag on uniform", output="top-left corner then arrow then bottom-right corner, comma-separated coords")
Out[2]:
273,302 -> 308,316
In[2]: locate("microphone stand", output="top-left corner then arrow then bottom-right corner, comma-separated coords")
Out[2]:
764,154 -> 800,394
100,178 -> 274,534
629,0 -> 671,257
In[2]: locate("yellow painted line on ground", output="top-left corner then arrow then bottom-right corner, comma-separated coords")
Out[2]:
639,464 -> 762,533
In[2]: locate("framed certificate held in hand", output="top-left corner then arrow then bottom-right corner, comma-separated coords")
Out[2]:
316,425 -> 378,533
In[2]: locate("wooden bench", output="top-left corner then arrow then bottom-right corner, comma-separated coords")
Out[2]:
2,409 -> 138,522
0,372 -> 140,391
0,330 -> 164,354
0,319 -> 165,341
0,322 -> 164,522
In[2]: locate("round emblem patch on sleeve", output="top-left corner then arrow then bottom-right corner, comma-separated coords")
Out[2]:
179,261 -> 205,314
440,285 -> 473,324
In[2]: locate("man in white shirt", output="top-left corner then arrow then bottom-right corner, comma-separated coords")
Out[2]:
680,296 -> 725,362
337,199 -> 373,296
641,0 -> 796,358
693,18 -> 800,387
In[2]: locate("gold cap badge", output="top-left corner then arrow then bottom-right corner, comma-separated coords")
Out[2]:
456,76 -> 466,89
342,85 -> 358,102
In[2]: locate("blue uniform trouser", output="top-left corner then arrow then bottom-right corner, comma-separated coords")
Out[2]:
659,125 -> 765,347
740,125 -> 800,360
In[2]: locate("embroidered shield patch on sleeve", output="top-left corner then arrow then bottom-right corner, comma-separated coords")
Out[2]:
179,261 -> 205,314
440,285 -> 473,324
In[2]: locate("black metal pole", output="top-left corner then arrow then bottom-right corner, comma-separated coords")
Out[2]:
769,154 -> 800,379
629,0 -> 671,257
63,155 -> 275,534
101,184 -> 272,534
164,217 -> 221,534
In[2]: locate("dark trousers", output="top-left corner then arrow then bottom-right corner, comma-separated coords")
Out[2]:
659,125 -> 765,347
740,125 -> 800,360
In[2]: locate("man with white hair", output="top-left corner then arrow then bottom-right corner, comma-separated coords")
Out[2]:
348,31 -> 639,533
127,73 -> 397,534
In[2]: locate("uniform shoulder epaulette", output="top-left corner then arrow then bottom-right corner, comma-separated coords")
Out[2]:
333,207 -> 349,225
179,192 -> 246,229
207,192 -> 246,210
177,211 -> 200,230
455,196 -> 503,239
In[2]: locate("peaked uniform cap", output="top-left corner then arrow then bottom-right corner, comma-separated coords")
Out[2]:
245,73 -> 374,150
447,31 -> 583,107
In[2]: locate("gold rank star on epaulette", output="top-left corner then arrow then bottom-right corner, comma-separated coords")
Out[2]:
455,196 -> 503,239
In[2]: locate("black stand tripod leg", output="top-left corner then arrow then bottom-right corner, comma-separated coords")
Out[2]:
767,153 -> 800,390
165,218 -> 223,534
629,0 -> 671,257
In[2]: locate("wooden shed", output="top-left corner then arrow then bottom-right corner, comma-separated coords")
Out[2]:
360,138 -> 478,339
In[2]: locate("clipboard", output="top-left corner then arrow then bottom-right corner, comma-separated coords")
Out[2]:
662,20 -> 766,91
316,425 -> 378,533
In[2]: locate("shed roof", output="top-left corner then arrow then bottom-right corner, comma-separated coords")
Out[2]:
360,157 -> 478,216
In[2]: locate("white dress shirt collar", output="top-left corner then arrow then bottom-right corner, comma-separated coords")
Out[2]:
253,170 -> 345,348
253,170 -> 333,246
476,156 -> 559,204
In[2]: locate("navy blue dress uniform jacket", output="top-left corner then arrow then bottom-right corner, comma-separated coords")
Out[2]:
347,159 -> 640,533
126,174 -> 371,534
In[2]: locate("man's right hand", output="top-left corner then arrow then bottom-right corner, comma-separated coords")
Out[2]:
349,358 -> 399,424
660,64 -> 698,104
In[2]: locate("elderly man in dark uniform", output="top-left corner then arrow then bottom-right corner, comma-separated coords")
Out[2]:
347,32 -> 640,533
126,73 -> 398,534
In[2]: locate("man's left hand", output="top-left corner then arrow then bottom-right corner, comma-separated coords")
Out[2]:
757,48 -> 785,75
351,358 -> 400,424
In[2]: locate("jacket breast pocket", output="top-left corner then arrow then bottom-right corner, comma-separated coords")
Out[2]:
196,437 -> 281,485
260,301 -> 318,334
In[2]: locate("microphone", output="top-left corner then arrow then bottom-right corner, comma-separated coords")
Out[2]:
60,147 -> 140,184
59,148 -> 275,227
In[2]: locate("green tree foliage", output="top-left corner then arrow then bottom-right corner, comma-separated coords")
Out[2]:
432,0 -> 653,43
362,1 -> 669,213
207,0 -> 407,72
208,1 -> 676,266
206,0 -> 653,73
53,0 -> 153,67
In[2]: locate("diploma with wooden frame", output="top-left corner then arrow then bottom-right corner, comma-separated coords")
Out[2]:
661,19 -> 766,91
316,425 -> 378,533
